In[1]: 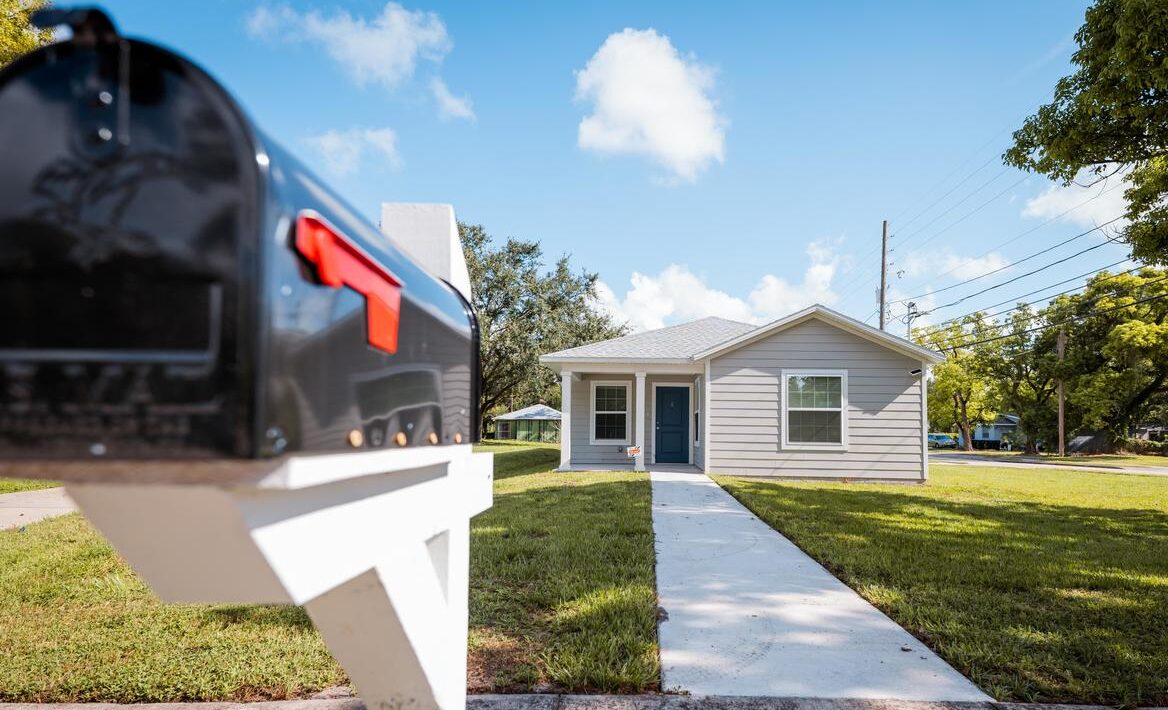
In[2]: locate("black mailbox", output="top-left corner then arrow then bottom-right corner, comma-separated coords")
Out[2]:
0,9 -> 480,470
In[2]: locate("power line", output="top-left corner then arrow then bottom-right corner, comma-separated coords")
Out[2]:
892,167 -> 1011,245
916,179 -> 1126,287
898,175 -> 1030,253
926,289 -> 1168,353
896,232 -> 1126,310
931,259 -> 1136,327
945,269 -> 1166,336
899,216 -> 1127,303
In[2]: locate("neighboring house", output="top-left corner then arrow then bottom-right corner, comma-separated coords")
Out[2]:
968,414 -> 1021,450
493,404 -> 561,442
539,304 -> 943,482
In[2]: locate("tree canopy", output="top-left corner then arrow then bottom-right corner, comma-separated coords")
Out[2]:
918,267 -> 1168,452
1004,0 -> 1168,264
1,0 -> 52,69
461,223 -> 626,431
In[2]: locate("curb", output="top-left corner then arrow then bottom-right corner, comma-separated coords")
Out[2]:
1,697 -> 1163,710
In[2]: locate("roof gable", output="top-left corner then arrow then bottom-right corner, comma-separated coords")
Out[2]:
694,305 -> 944,364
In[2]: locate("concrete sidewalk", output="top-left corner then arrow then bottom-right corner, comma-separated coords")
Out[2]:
2,695 -> 1157,710
0,487 -> 76,530
930,453 -> 1168,477
651,470 -> 989,701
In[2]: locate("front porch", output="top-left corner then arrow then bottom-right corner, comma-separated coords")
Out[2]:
553,364 -> 707,472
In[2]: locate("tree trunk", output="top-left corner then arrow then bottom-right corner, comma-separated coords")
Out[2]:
954,393 -> 974,452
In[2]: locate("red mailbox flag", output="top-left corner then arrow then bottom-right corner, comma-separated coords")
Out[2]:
295,212 -> 403,354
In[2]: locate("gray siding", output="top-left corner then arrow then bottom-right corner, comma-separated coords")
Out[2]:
570,374 -> 636,468
708,318 -> 926,481
569,373 -> 702,468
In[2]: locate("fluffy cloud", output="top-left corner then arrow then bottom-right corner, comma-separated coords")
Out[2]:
431,78 -> 475,121
304,127 -> 401,176
1022,168 -> 1130,229
593,242 -> 839,332
575,28 -> 726,183
247,3 -> 470,121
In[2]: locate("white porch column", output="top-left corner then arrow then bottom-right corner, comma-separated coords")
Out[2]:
634,371 -> 646,471
559,370 -> 572,470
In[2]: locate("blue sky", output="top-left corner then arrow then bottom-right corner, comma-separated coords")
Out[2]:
97,0 -> 1132,333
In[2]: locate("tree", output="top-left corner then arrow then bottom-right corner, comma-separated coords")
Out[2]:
1,0 -> 52,69
918,317 -> 998,451
1004,0 -> 1168,264
1047,268 -> 1168,446
962,305 -> 1060,454
461,223 -> 626,433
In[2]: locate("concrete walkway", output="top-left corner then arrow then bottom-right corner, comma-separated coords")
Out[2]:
930,452 -> 1168,477
3,698 -> 1162,710
651,470 -> 989,701
0,487 -> 76,530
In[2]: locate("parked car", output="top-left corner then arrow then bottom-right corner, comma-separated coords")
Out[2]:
928,433 -> 959,449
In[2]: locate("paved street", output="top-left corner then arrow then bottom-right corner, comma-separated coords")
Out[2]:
930,452 -> 1168,477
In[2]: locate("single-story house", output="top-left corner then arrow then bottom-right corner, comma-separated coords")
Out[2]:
493,404 -> 561,442
968,413 -> 1021,450
539,304 -> 944,482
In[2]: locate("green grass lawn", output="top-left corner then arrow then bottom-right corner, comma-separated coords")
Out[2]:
715,465 -> 1168,707
937,450 -> 1168,469
469,441 -> 658,692
0,478 -> 60,494
0,442 -> 658,702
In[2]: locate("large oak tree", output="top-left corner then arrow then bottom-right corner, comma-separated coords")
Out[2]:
461,223 -> 626,433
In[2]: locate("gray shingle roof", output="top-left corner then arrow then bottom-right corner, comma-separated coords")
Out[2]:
543,317 -> 757,360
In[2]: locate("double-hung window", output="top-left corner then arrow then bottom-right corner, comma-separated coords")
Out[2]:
782,370 -> 848,450
590,381 -> 630,444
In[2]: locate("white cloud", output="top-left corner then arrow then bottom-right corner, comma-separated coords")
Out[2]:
575,28 -> 726,183
431,78 -> 475,121
1022,167 -> 1130,230
247,3 -> 471,121
304,127 -> 402,177
593,241 -> 839,332
247,3 -> 450,89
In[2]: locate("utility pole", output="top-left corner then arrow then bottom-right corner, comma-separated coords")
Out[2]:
1057,327 -> 1067,457
879,219 -> 889,330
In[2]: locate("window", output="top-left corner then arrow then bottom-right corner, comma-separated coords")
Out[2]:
782,370 -> 847,450
590,381 -> 630,444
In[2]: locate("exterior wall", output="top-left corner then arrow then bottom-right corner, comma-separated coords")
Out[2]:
569,374 -> 636,468
707,318 -> 925,481
568,373 -> 702,468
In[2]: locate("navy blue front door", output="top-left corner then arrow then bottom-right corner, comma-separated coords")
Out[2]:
655,387 -> 689,464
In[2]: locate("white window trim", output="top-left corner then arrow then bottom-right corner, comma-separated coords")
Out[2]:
781,369 -> 849,451
590,380 -> 631,445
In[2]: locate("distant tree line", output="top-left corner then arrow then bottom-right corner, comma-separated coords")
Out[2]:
918,268 -> 1168,453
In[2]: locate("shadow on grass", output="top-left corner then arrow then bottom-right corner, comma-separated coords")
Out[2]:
205,605 -> 315,630
477,442 -> 561,480
469,471 -> 657,694
719,477 -> 1168,707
